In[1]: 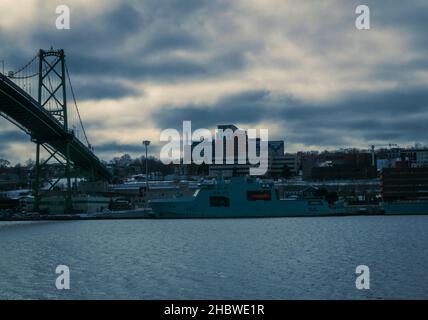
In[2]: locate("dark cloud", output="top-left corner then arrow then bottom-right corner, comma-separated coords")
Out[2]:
0,128 -> 31,162
370,0 -> 428,34
0,129 -> 30,144
152,87 -> 428,147
2,0 -> 428,162
72,80 -> 138,100
152,90 -> 273,129
0,0 -> 242,96
94,141 -> 161,157
63,53 -> 207,81
143,31 -> 201,54
94,142 -> 145,154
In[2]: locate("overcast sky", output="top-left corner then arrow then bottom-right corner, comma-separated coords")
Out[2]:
1,0 -> 428,163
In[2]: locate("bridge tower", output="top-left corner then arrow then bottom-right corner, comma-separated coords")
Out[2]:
34,49 -> 73,213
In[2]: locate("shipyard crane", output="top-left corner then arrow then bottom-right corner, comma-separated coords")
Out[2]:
369,143 -> 399,166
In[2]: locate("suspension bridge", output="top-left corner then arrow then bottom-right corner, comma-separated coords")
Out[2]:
0,48 -> 112,212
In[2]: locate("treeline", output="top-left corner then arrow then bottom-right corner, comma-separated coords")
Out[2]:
107,154 -> 211,183
0,158 -> 34,178
107,154 -> 176,183
1,154 -> 210,185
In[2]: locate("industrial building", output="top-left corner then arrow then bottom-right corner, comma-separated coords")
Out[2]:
301,151 -> 376,181
381,167 -> 428,201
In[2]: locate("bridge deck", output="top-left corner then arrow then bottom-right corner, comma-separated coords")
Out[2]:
0,74 -> 111,181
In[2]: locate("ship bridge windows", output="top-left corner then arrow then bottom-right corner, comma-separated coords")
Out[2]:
209,196 -> 230,207
247,190 -> 272,201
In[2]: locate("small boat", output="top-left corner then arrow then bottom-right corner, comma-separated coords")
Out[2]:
149,176 -> 344,218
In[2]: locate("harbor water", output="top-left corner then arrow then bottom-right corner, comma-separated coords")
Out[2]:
0,216 -> 427,299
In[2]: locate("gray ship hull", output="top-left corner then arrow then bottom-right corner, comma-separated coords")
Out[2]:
149,177 -> 343,218
382,201 -> 428,215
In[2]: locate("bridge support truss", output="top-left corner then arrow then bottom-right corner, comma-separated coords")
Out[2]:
34,49 -> 73,213
1,48 -> 112,214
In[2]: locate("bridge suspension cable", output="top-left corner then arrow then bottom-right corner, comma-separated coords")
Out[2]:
2,51 -> 91,148
0,48 -> 112,192
6,54 -> 39,79
65,62 -> 90,148
4,54 -> 40,99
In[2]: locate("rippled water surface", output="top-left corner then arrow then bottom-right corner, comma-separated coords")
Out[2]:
0,216 -> 427,299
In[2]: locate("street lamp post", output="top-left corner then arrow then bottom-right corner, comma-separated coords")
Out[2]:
142,140 -> 151,192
